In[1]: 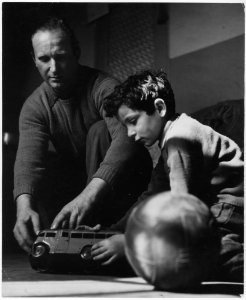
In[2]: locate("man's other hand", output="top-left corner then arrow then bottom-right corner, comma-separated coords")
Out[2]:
13,194 -> 40,253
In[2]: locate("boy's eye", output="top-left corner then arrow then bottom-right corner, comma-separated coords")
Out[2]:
128,118 -> 137,125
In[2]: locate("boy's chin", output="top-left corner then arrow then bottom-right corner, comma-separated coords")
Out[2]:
143,140 -> 156,147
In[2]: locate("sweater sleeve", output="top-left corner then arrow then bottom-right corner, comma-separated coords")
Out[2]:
13,95 -> 50,200
91,75 -> 145,189
165,135 -> 206,197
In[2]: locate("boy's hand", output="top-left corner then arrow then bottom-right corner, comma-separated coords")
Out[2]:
91,234 -> 125,265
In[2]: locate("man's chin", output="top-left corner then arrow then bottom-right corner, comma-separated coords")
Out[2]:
49,82 -> 65,92
50,82 -> 63,88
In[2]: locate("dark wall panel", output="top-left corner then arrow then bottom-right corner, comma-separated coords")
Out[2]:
170,35 -> 244,114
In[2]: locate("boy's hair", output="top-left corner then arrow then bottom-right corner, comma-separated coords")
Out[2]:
30,16 -> 80,59
104,70 -> 175,117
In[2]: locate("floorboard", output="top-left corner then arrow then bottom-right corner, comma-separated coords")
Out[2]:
2,253 -> 243,297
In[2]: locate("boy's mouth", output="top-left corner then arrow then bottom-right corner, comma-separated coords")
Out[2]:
136,138 -> 145,144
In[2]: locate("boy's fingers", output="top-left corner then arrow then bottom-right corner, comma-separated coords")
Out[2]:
92,251 -> 110,261
101,255 -> 116,266
91,246 -> 105,256
91,241 -> 104,250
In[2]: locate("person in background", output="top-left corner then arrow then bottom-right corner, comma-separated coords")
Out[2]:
91,70 -> 244,282
13,16 -> 152,253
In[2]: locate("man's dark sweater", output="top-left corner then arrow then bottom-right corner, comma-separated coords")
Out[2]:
14,65 -> 143,202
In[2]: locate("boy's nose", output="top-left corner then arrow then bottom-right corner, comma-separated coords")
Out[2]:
127,127 -> 136,138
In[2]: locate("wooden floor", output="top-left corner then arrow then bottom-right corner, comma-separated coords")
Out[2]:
2,252 -> 244,297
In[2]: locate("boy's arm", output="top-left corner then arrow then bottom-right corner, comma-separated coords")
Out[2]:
111,137 -> 204,232
165,137 -> 204,196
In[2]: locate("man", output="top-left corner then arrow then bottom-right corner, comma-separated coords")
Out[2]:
13,16 -> 151,253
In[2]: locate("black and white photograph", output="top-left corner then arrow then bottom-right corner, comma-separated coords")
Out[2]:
2,1 -> 244,297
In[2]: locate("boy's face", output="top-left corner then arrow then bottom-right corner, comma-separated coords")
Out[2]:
118,104 -> 164,147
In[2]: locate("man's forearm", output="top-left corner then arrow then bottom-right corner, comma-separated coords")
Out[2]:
51,178 -> 111,229
80,177 -> 109,203
16,194 -> 34,211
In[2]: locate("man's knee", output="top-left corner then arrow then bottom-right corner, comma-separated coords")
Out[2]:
86,121 -> 111,181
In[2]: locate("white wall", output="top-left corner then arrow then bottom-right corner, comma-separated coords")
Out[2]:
169,3 -> 244,59
167,3 -> 244,113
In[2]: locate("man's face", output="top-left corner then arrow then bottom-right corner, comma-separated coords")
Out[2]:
118,104 -> 164,147
32,29 -> 78,93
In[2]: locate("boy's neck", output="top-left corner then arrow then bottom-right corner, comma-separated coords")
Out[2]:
158,114 -> 179,149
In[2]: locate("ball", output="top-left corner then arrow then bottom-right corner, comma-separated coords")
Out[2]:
125,192 -> 220,291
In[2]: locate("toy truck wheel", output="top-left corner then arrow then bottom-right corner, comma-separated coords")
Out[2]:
80,245 -> 93,261
30,243 -> 50,272
32,243 -> 48,258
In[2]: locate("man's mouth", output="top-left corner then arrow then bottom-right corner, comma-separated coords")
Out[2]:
50,76 -> 62,82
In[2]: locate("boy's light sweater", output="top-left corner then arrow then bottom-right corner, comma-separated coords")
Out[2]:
112,113 -> 244,232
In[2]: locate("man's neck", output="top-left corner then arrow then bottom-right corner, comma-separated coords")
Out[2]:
52,86 -> 75,99
51,66 -> 80,99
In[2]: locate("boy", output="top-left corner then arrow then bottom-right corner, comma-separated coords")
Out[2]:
91,70 -> 244,282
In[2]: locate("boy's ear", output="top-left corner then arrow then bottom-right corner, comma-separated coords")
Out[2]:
154,98 -> 166,117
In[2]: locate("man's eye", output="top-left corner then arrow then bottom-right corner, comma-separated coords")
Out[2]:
55,54 -> 66,61
38,56 -> 50,63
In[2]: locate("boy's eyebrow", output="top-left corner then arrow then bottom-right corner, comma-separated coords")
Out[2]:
124,115 -> 135,123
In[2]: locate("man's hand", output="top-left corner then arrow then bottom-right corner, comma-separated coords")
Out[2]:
76,224 -> 101,231
91,234 -> 125,265
13,194 -> 40,253
51,178 -> 108,229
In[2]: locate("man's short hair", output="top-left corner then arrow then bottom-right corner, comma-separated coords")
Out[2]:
30,16 -> 80,59
104,70 -> 175,118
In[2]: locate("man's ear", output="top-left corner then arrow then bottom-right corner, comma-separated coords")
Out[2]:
154,98 -> 166,117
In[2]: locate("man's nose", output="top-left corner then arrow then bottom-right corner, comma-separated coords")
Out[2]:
50,59 -> 57,73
